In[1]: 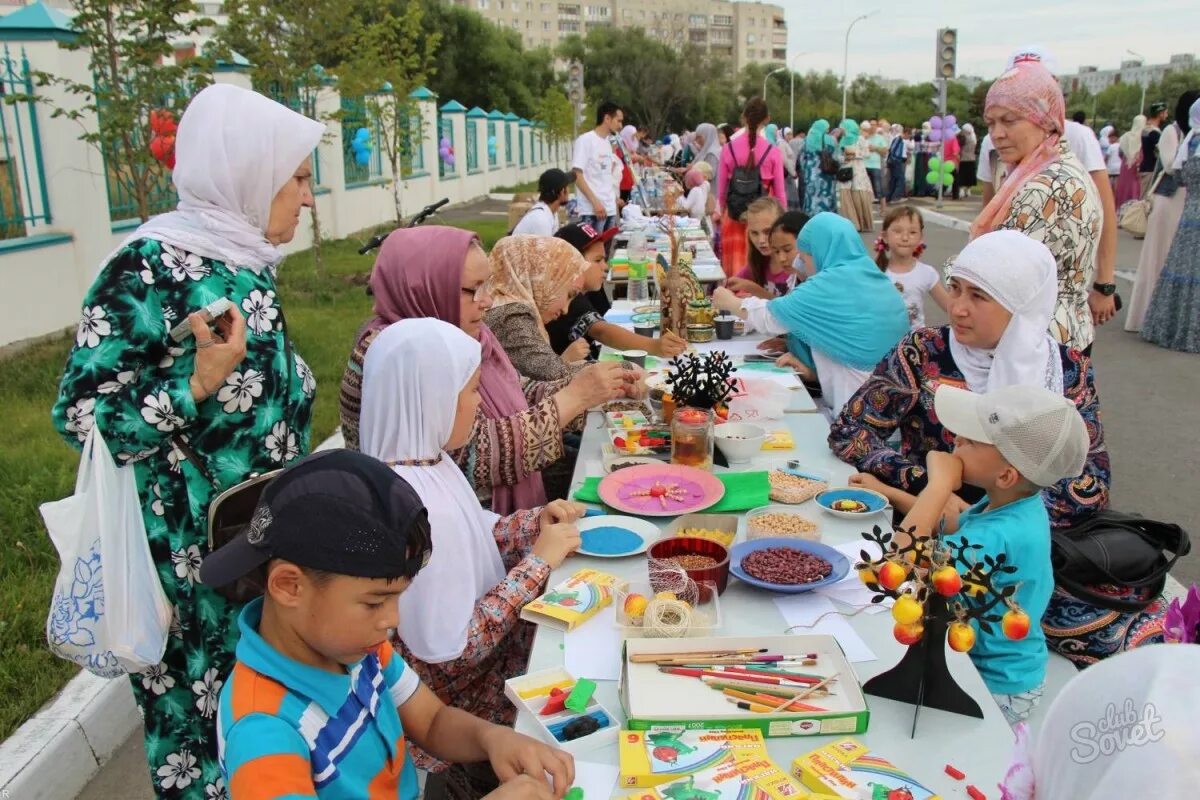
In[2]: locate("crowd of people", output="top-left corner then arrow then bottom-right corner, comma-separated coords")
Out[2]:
43,39 -> 1200,800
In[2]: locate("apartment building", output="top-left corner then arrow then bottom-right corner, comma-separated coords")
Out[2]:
1059,53 -> 1196,95
444,0 -> 786,71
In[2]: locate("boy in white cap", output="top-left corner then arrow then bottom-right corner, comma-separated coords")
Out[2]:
872,383 -> 1089,724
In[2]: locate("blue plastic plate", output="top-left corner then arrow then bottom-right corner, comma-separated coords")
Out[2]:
814,488 -> 890,518
729,538 -> 850,594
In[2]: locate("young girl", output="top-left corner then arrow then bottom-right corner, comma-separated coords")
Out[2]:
676,168 -> 710,220
725,196 -> 785,298
875,206 -> 949,329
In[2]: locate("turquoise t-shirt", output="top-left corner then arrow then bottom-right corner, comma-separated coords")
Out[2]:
944,494 -> 1053,695
864,135 -> 888,170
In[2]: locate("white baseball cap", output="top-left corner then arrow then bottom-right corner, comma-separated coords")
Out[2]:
934,384 -> 1088,488
1005,45 -> 1059,75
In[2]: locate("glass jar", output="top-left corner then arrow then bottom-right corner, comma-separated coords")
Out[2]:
671,406 -> 714,470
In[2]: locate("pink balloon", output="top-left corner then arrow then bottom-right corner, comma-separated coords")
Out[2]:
928,129 -> 943,142
945,115 -> 957,127
929,116 -> 943,129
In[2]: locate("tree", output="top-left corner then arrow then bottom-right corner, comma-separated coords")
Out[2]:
337,0 -> 439,221
35,1 -> 212,222
535,86 -> 573,147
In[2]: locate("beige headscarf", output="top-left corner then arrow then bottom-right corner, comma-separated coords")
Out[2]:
487,235 -> 587,339
1118,114 -> 1146,162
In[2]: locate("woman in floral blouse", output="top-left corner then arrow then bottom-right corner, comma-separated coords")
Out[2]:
360,317 -> 582,798
338,226 -> 632,514
971,61 -> 1101,354
51,85 -> 323,800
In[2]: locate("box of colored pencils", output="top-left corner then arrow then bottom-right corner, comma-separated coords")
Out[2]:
792,738 -> 941,800
618,728 -> 769,788
503,666 -> 621,755
624,752 -> 805,800
619,635 -> 869,738
520,568 -> 623,632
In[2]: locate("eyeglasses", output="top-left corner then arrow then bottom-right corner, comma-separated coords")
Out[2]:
461,285 -> 487,303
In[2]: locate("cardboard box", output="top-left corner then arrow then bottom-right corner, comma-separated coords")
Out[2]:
504,667 -> 620,756
625,752 -> 807,800
520,568 -> 623,631
791,738 -> 942,800
618,728 -> 768,789
620,635 -> 870,739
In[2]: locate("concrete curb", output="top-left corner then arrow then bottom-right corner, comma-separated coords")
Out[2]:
917,207 -> 973,234
0,672 -> 139,800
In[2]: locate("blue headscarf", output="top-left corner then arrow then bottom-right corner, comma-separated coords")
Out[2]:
838,119 -> 860,148
765,123 -> 779,144
805,120 -> 834,153
766,213 -> 909,371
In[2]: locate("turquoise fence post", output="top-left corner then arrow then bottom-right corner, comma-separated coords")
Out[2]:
439,100 -> 466,180
466,107 -> 486,174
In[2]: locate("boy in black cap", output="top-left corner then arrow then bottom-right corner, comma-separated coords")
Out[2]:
512,168 -> 575,236
204,450 -> 573,800
546,223 -> 688,361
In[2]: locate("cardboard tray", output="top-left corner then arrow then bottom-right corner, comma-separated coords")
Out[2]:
619,634 -> 869,738
504,666 -> 620,755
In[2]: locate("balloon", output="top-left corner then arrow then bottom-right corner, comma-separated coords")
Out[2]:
926,171 -> 940,185
929,116 -> 943,129
942,173 -> 954,186
928,130 -> 942,143
945,115 -> 957,127
355,149 -> 371,166
944,160 -> 956,172
355,127 -> 370,143
439,137 -> 451,150
928,156 -> 941,172
444,154 -> 455,168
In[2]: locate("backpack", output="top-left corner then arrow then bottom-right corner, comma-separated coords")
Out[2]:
725,140 -> 772,220
818,146 -> 839,176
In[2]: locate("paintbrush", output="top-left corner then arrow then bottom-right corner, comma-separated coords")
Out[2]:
630,648 -> 768,664
767,674 -> 838,712
700,677 -> 827,697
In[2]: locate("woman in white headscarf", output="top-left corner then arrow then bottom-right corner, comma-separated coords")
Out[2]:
998,644 -> 1200,799
360,317 -> 582,794
692,122 -> 721,198
51,84 -> 324,799
1116,113 -> 1147,206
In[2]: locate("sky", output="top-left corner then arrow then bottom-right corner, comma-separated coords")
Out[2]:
779,0 -> 1200,84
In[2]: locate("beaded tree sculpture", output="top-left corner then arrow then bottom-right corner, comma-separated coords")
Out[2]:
664,352 -> 737,411
854,524 -> 1031,733
657,215 -> 701,337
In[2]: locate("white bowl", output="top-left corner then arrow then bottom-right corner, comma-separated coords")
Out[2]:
713,422 -> 767,464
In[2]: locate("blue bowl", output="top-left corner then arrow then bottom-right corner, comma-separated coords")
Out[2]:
814,488 -> 890,518
729,538 -> 850,594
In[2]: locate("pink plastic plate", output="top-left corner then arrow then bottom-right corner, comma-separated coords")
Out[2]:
597,463 -> 725,517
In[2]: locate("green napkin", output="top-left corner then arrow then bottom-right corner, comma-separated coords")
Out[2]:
573,471 -> 770,513
600,352 -> 660,369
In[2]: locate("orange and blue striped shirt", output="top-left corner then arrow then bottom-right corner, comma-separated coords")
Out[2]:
216,598 -> 420,800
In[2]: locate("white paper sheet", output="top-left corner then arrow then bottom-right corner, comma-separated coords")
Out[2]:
774,594 -> 838,629
815,540 -> 894,613
804,613 -> 877,662
775,595 -> 877,662
569,761 -> 620,800
563,605 -> 622,681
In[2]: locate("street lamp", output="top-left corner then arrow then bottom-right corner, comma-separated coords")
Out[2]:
789,51 -> 809,132
1127,49 -> 1147,115
842,12 -> 878,122
763,65 -> 787,103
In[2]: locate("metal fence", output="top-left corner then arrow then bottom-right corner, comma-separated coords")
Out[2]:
486,120 -> 497,169
265,83 -> 322,186
399,105 -> 425,177
438,113 -> 453,179
466,120 -> 479,173
342,95 -> 383,186
0,46 -> 49,239
96,76 -> 182,223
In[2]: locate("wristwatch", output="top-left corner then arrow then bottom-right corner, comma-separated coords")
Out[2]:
1092,282 -> 1117,296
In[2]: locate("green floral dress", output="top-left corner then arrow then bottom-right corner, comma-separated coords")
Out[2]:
52,238 -> 314,800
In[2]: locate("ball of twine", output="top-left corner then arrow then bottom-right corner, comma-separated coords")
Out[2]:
644,596 -> 693,637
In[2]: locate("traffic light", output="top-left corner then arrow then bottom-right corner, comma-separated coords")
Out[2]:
567,60 -> 585,108
936,28 -> 957,80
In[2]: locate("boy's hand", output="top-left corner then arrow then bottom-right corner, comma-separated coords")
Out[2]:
925,451 -> 964,491
481,727 -> 575,798
540,500 -> 585,528
562,338 -> 591,364
653,331 -> 688,357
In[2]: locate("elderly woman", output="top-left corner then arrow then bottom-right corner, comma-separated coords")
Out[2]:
485,236 -> 589,383
971,61 -> 1102,354
52,84 -> 322,799
691,122 -> 721,198
802,120 -> 839,216
339,227 -> 633,515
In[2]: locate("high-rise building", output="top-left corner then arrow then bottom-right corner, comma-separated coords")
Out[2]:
443,0 -> 787,72
1058,53 -> 1196,95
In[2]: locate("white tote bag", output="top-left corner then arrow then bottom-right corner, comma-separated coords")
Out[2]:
40,426 -> 172,677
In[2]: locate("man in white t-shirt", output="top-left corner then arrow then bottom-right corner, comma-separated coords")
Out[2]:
512,168 -> 574,236
976,45 -> 1119,328
571,101 -> 623,232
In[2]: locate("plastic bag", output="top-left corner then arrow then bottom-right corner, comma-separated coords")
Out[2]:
40,426 -> 171,677
727,378 -> 791,422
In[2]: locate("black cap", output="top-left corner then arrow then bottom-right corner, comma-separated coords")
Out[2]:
199,450 -> 432,589
1149,102 -> 1168,116
537,168 -> 575,199
555,222 -> 619,254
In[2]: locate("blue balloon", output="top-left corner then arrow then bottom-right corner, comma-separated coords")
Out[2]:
355,149 -> 371,166
354,127 -> 370,143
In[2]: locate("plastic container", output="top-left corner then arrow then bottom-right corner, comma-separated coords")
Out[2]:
745,504 -> 821,542
667,513 -> 740,548
648,536 -> 731,596
614,580 -> 722,638
504,667 -> 620,755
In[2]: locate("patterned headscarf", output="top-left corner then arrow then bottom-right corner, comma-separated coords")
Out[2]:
487,235 -> 587,339
971,62 -> 1066,239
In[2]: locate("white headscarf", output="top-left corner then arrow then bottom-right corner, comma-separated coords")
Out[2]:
1172,97 -> 1200,171
360,318 -> 507,664
122,84 -> 324,274
1119,114 -> 1146,162
947,230 -> 1064,395
999,644 -> 1200,800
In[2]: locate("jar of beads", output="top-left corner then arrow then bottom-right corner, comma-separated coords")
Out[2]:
670,406 -> 714,470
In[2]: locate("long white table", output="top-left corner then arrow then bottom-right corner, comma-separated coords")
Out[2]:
518,327 -> 1020,797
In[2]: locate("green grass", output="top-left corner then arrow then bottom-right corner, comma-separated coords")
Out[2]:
490,180 -> 538,194
0,219 -> 503,741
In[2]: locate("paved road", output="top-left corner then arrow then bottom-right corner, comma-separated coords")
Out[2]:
77,199 -> 1198,799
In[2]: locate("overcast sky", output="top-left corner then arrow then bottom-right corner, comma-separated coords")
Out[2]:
780,1 -> 1199,84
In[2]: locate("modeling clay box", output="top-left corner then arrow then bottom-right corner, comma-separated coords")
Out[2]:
504,667 -> 620,756
625,752 -> 806,800
520,569 -> 622,631
791,738 -> 942,800
618,728 -> 768,788
620,635 -> 869,739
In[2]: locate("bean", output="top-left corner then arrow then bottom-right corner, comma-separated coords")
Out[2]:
741,547 -> 832,585
671,554 -> 719,570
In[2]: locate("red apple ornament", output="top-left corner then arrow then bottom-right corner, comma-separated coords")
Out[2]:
931,565 -> 964,597
1002,607 -> 1031,641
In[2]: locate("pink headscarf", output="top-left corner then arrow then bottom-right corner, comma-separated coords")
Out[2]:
367,225 -> 545,513
684,169 -> 706,189
970,62 -> 1066,239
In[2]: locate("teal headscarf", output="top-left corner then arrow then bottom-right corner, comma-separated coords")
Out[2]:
766,213 -> 909,371
806,120 -> 833,153
838,119 -> 860,148
765,123 -> 779,144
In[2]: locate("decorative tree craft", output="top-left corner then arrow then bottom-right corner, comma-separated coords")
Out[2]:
657,215 -> 702,336
854,525 -> 1027,734
665,352 -> 737,411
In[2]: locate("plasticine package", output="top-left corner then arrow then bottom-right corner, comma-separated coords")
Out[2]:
618,728 -> 769,788
520,569 -> 622,631
627,752 -> 807,800
791,738 -> 942,800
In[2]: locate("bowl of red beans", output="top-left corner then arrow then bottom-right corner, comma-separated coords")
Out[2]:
728,538 -> 849,594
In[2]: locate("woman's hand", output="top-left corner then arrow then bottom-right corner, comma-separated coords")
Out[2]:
711,287 -> 742,315
531,522 -> 582,568
652,331 -> 688,358
849,472 -> 888,494
723,277 -> 759,295
539,500 -> 585,528
774,352 -> 815,381
758,336 -> 787,355
555,362 -> 626,423
561,338 -> 591,364
189,308 -> 247,402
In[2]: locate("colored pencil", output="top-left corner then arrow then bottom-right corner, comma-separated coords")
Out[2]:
720,687 -> 826,713
630,648 -> 768,664
677,664 -> 827,681
663,666 -> 822,686
726,697 -> 775,713
767,675 -> 837,712
701,677 -> 827,697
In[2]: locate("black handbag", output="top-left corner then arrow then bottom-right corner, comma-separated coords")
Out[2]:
1050,510 -> 1190,613
836,166 -> 854,183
